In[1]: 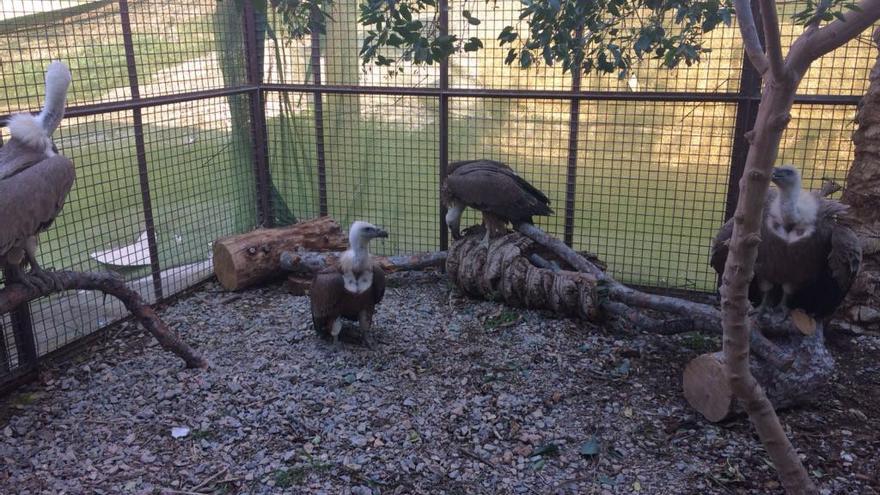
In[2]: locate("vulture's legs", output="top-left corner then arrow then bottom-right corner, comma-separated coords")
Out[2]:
24,246 -> 61,292
757,280 -> 775,312
445,203 -> 464,241
4,262 -> 40,292
359,310 -> 374,349
779,285 -> 793,312
330,318 -> 343,351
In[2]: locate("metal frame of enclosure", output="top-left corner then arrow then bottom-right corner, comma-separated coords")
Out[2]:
0,0 -> 869,392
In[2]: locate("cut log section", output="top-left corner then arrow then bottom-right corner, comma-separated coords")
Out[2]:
446,232 -> 601,320
683,324 -> 834,422
212,217 -> 348,291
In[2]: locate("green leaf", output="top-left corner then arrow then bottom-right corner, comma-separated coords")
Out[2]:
463,37 -> 483,52
498,26 -> 518,44
529,443 -> 560,457
505,48 -> 517,65
520,49 -> 534,67
579,436 -> 600,457
463,9 -> 481,25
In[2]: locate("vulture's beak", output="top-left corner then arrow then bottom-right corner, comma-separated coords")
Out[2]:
374,228 -> 389,239
770,167 -> 784,185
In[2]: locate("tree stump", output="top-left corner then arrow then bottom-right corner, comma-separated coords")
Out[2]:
683,324 -> 834,422
212,217 -> 348,291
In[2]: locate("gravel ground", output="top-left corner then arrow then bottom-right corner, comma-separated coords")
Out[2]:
1,272 -> 878,494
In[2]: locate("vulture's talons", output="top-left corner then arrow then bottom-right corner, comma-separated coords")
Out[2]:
29,269 -> 63,293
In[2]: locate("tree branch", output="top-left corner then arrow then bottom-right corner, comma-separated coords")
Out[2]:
758,0 -> 787,78
279,250 -> 447,274
0,271 -> 208,369
450,227 -> 797,368
516,223 -> 605,276
789,0 -> 880,71
734,0 -> 771,74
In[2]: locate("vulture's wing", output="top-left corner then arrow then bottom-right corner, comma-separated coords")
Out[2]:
787,198 -> 862,317
310,268 -> 345,334
446,162 -> 553,222
828,223 -> 862,296
371,264 -> 386,305
447,159 -> 511,175
823,200 -> 862,301
709,218 -> 733,277
0,153 -> 75,256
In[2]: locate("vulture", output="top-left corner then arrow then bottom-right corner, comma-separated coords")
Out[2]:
711,164 -> 862,318
0,61 -> 74,291
441,159 -> 553,244
310,221 -> 388,349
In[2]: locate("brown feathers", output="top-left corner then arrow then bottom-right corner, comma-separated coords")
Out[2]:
711,187 -> 862,318
442,159 -> 553,240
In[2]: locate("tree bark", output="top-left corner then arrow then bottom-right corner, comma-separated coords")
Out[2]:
839,28 -> 880,334
446,233 -> 602,320
720,72 -> 815,495
0,271 -> 207,369
212,216 -> 348,291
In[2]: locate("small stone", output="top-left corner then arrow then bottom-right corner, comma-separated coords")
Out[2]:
350,435 -> 368,448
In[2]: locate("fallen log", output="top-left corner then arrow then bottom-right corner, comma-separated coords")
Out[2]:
0,271 -> 207,369
212,216 -> 348,291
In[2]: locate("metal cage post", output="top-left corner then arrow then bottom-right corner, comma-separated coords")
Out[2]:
243,0 -> 273,227
438,0 -> 450,253
310,7 -> 329,217
119,0 -> 163,301
726,0 -> 765,222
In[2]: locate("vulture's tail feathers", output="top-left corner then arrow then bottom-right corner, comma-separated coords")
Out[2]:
7,62 -> 71,155
8,113 -> 52,154
38,61 -> 72,136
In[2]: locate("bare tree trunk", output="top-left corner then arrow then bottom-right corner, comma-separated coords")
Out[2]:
725,0 -> 880,491
839,29 -> 880,333
0,272 -> 207,369
721,71 -> 815,495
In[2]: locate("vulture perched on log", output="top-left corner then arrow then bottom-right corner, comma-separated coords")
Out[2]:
711,165 -> 861,318
310,221 -> 388,349
441,159 -> 553,244
0,61 -> 74,291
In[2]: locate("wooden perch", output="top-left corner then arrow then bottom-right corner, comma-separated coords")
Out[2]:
513,224 -> 793,367
444,229 -> 836,423
279,249 -> 447,295
212,216 -> 348,291
0,271 -> 207,369
280,249 -> 447,275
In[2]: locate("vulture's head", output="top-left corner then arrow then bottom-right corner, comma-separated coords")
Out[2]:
771,165 -> 802,191
349,221 -> 389,249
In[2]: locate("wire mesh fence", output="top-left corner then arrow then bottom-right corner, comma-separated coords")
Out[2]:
0,0 -> 874,390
